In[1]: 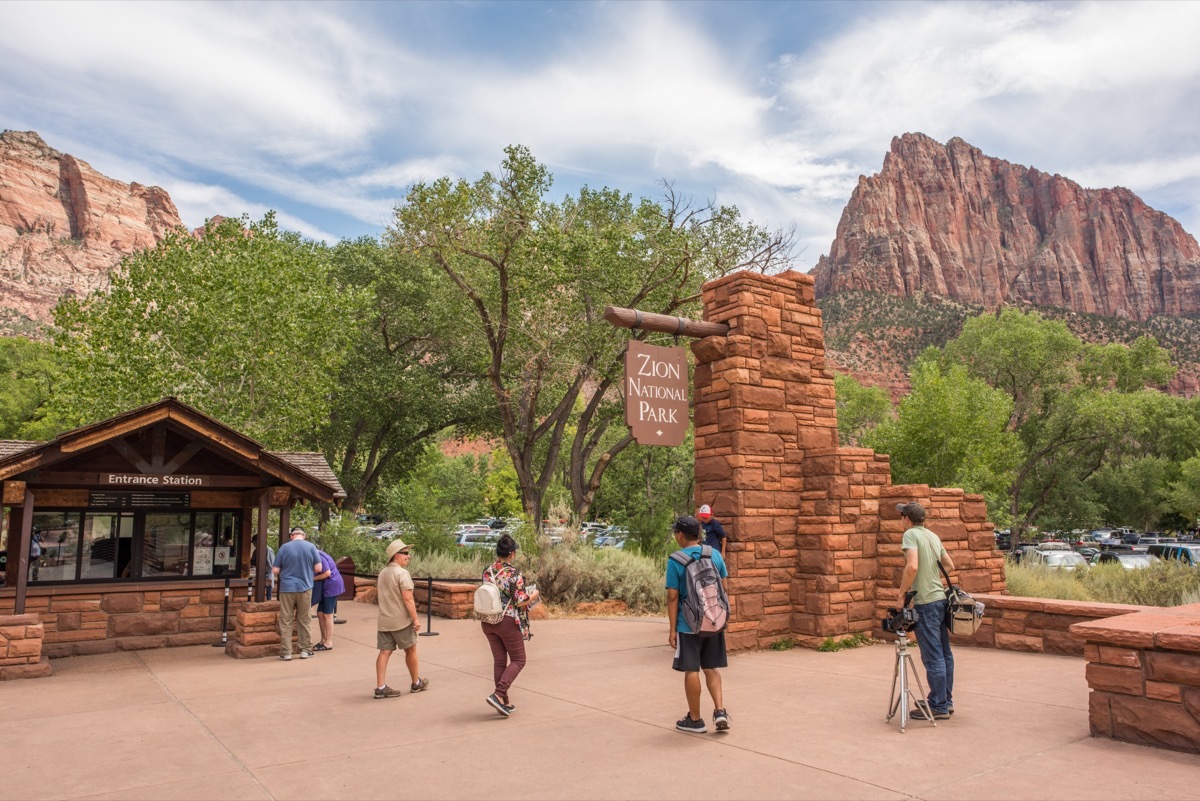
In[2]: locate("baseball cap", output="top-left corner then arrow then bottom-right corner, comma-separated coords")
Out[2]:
385,539 -> 411,560
289,527 -> 306,536
896,502 -> 926,523
673,515 -> 702,537
697,504 -> 712,519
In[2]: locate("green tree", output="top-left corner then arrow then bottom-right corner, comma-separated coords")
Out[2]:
833,373 -> 892,446
389,147 -> 792,529
47,214 -> 363,448
865,357 -> 1020,521
935,309 -> 1177,542
0,336 -> 57,439
319,238 -> 493,510
1166,457 -> 1200,528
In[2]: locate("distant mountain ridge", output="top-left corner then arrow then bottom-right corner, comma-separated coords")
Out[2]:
811,133 -> 1200,323
0,130 -> 182,335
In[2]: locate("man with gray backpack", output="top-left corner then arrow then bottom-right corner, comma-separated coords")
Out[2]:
666,515 -> 731,734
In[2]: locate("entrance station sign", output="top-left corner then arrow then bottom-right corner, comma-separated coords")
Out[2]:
624,340 -> 689,446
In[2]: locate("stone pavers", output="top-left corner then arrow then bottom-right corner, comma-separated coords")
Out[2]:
2,603 -> 1197,800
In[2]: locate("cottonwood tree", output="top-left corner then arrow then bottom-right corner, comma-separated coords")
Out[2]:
318,238 -> 494,510
0,336 -> 58,439
48,214 -> 362,447
389,146 -> 792,529
934,309 -> 1176,542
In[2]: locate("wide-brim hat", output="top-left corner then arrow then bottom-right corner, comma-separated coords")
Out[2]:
385,539 -> 411,560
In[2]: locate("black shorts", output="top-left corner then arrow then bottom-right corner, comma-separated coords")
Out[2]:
672,630 -> 728,672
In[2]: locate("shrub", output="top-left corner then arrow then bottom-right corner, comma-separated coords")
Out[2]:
1081,561 -> 1200,606
525,545 -> 665,614
1005,559 -> 1200,606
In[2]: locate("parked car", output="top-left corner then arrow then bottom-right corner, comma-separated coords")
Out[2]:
1146,544 -> 1200,566
1036,541 -> 1072,551
1090,552 -> 1159,569
454,531 -> 501,549
1122,530 -> 1142,545
1027,550 -> 1089,570
1076,546 -> 1101,560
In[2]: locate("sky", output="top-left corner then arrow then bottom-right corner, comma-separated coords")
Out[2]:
3,0 -> 1199,270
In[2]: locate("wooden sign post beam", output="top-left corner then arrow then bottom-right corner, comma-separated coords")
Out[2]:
603,306 -> 729,339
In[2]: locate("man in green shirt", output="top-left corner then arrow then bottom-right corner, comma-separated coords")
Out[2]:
895,502 -> 955,721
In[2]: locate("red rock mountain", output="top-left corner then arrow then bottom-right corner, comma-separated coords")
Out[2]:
0,130 -> 182,333
811,133 -> 1200,322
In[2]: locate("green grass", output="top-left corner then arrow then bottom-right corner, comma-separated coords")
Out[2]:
1005,560 -> 1200,606
817,632 -> 874,652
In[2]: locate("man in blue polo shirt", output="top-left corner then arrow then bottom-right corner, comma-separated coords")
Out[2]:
273,527 -> 322,660
666,515 -> 731,734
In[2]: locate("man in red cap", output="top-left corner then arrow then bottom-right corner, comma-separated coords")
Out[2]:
697,504 -> 728,553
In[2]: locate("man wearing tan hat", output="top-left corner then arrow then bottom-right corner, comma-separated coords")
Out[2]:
697,504 -> 728,553
374,538 -> 430,699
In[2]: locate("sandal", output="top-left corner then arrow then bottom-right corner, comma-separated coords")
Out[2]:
313,644 -> 332,651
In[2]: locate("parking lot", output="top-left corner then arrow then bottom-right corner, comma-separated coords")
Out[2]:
3,603 -> 1199,800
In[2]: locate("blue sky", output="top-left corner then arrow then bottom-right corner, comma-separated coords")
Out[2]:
4,0 -> 1199,269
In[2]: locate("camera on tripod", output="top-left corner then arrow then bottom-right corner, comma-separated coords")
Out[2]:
881,591 -> 918,634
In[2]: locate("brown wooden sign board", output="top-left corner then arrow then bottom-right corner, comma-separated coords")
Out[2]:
624,340 -> 689,446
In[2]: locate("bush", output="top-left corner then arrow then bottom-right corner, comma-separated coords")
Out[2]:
524,545 -> 665,614
1081,561 -> 1200,606
1005,559 -> 1200,606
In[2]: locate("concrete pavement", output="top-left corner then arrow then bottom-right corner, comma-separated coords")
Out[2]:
3,601 -> 1199,800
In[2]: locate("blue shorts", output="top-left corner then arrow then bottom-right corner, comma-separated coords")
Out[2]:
313,595 -> 337,614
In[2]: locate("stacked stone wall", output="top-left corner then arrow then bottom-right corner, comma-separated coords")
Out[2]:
0,613 -> 51,679
227,600 -> 280,659
0,582 -> 245,658
693,270 -> 1006,650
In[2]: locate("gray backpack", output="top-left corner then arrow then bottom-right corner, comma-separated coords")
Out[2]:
670,545 -> 729,637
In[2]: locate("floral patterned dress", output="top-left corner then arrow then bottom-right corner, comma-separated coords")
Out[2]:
484,560 -> 532,640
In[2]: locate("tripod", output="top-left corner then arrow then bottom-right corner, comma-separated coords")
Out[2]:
885,631 -> 936,732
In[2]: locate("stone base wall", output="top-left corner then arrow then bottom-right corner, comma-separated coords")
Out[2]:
414,581 -> 476,620
0,613 -> 51,679
1072,603 -> 1200,753
227,600 -> 280,659
950,595 -> 1153,655
693,270 -> 1007,651
0,581 -> 247,658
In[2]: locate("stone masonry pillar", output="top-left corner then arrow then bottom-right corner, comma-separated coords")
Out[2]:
692,270 -> 1005,650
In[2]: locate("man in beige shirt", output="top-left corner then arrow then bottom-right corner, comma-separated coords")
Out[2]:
374,538 -> 430,699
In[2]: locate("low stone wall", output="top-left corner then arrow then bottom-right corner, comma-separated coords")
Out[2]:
1071,603 -> 1200,753
0,581 -> 248,658
947,594 -> 1154,655
0,613 -> 51,680
226,600 -> 280,659
413,580 -> 476,620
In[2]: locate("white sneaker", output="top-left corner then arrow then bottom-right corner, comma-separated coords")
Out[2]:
298,650 -> 313,659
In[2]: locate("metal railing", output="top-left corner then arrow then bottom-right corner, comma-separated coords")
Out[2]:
341,571 -> 483,637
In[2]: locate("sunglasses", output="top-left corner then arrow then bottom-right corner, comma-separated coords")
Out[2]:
398,550 -> 411,556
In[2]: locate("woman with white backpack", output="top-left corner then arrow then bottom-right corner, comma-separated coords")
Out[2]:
476,534 -> 539,717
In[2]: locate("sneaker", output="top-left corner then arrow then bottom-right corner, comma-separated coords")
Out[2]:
486,693 -> 511,717
713,709 -> 731,731
298,650 -> 313,659
374,685 -> 402,700
676,713 -> 708,734
278,653 -> 292,661
909,706 -> 950,721
410,677 -> 430,693
948,706 -> 955,716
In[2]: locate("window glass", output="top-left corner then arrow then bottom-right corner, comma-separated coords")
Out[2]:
142,513 -> 192,577
81,513 -> 134,579
192,512 -> 240,577
30,512 -> 80,582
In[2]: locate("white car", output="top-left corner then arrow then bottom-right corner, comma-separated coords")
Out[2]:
1029,550 -> 1089,570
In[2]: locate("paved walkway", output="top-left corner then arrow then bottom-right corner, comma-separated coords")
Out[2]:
4,602 -> 1200,800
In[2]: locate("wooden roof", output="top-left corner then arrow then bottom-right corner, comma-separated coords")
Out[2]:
0,398 -> 345,502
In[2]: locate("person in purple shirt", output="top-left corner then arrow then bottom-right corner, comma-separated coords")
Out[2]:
311,549 -> 345,651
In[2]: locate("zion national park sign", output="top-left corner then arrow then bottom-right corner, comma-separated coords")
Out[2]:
624,340 -> 688,446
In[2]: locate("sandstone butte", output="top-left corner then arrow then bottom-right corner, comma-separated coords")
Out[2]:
0,130 -> 182,333
811,133 -> 1200,323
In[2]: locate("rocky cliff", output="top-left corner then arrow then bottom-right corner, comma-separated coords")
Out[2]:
811,133 -> 1200,322
0,130 -> 182,333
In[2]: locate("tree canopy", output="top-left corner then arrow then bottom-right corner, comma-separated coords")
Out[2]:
389,145 -> 793,529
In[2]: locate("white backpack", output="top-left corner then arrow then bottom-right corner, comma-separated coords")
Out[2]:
473,568 -> 510,624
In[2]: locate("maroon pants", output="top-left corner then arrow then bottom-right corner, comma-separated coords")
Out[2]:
481,616 -> 526,696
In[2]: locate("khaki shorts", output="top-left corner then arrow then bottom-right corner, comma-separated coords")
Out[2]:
377,625 -> 416,651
